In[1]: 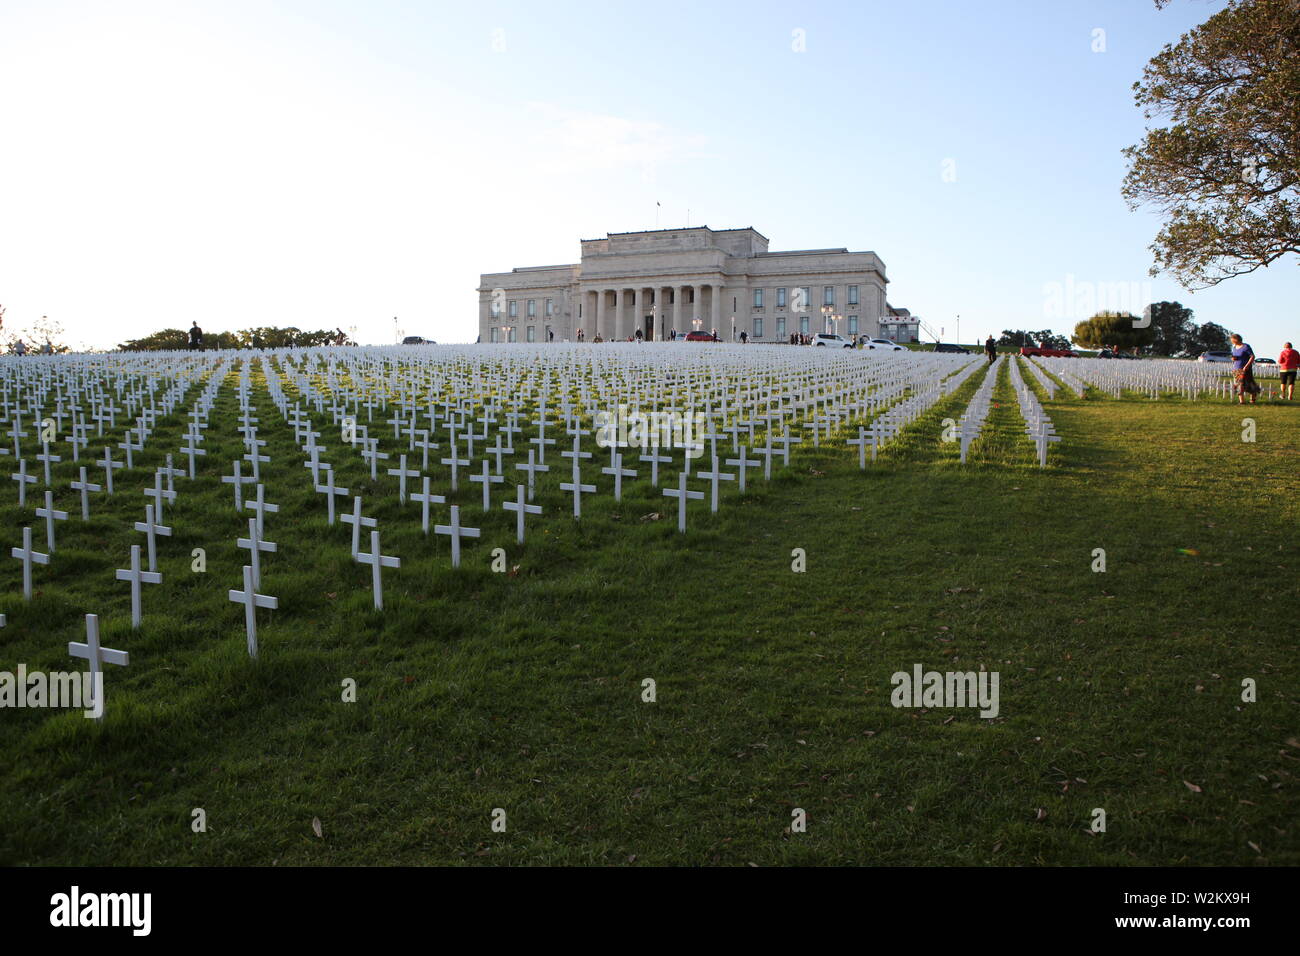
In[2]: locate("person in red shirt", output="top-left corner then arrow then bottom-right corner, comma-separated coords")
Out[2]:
1278,341 -> 1299,401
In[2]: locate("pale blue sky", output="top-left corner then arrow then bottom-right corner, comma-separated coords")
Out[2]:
0,0 -> 1294,350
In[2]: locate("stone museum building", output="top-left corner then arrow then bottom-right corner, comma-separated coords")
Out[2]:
477,226 -> 917,343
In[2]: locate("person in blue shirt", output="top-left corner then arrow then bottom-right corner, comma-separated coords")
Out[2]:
1230,333 -> 1260,405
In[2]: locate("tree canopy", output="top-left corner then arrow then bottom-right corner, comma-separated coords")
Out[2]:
1123,0 -> 1300,288
1072,312 -> 1157,351
118,326 -> 345,351
996,329 -> 1072,350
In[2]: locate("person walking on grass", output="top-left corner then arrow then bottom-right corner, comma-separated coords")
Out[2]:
189,321 -> 203,351
984,335 -> 996,364
1278,341 -> 1298,401
1230,333 -> 1260,405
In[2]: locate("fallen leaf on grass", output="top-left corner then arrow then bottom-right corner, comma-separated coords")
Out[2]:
1183,780 -> 1203,793
311,817 -> 323,838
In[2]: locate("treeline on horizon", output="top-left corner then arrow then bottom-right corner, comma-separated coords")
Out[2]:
117,326 -> 350,351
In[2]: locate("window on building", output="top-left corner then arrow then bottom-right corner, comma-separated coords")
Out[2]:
848,315 -> 859,334
823,286 -> 835,306
544,298 -> 553,316
508,300 -> 518,318
527,299 -> 536,317
799,315 -> 810,334
776,316 -> 786,336
800,287 -> 811,311
489,328 -> 499,343
753,289 -> 763,308
753,317 -> 764,338
508,327 -> 517,343
777,288 -> 787,308
526,326 -> 535,342
848,285 -> 859,305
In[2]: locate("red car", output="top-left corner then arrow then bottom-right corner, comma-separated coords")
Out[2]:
684,330 -> 719,342
1019,345 -> 1077,358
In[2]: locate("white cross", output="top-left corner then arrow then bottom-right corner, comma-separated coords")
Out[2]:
469,458 -> 504,511
355,529 -> 401,610
639,450 -> 672,487
133,502 -> 172,572
410,476 -> 445,534
68,613 -> 128,721
143,471 -> 177,525
697,456 -> 735,512
601,452 -> 637,501
11,526 -> 50,599
97,446 -> 124,494
160,454 -> 185,493
502,483 -> 542,544
515,448 -> 549,501
434,504 -> 480,568
314,467 -> 349,525
7,416 -> 28,457
222,460 -> 256,510
559,457 -> 597,519
180,439 -> 206,478
440,447 -> 469,492
35,490 -> 69,551
724,445 -> 762,492
242,446 -> 270,482
662,471 -> 704,533
361,438 -> 389,481
846,425 -> 876,468
115,543 -> 162,629
387,453 -> 420,504
340,496 -> 377,556
11,458 -> 37,507
228,564 -> 277,659
70,467 -> 102,520
413,430 -> 437,470
119,430 -> 144,469
237,516 -> 277,588
245,483 -> 280,536
36,441 -> 62,485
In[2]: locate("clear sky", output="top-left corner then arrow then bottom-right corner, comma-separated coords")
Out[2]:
0,0 -> 1294,350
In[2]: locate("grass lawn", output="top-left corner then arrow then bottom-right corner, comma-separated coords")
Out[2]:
1,357 -> 1295,865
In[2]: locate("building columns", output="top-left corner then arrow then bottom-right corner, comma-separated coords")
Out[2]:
673,286 -> 683,334
710,282 -> 722,335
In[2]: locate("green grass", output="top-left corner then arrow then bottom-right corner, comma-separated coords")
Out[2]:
1,357 -> 1296,866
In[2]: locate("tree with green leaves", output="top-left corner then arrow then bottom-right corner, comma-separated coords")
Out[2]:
1142,301 -> 1197,355
1191,321 -> 1233,353
1072,312 -> 1157,351
1123,0 -> 1300,288
997,329 -> 1071,350
119,326 -> 341,351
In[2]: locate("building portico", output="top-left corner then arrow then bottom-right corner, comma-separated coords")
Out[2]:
479,227 -> 905,343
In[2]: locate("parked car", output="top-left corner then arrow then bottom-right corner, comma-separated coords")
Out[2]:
933,342 -> 970,354
402,336 -> 436,345
1095,349 -> 1137,359
863,337 -> 905,351
1019,345 -> 1077,358
1256,357 -> 1277,365
811,333 -> 852,348
684,330 -> 718,342
1197,350 -> 1233,363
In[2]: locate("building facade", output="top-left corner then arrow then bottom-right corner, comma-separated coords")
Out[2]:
477,226 -> 909,343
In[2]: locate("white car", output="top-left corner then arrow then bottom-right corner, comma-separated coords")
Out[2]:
864,338 -> 905,351
810,333 -> 852,348
1197,350 -> 1233,363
